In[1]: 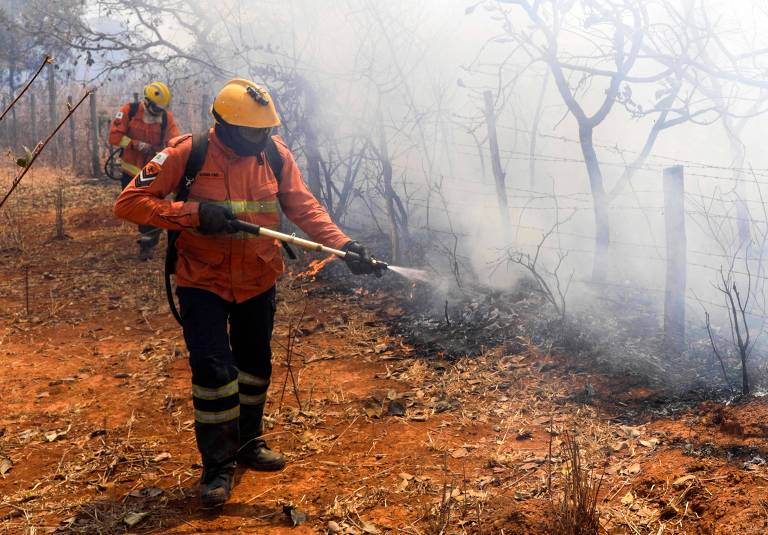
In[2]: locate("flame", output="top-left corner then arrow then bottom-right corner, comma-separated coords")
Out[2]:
297,255 -> 336,280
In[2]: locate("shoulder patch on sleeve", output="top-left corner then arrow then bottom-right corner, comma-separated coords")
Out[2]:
115,111 -> 124,119
150,152 -> 169,165
135,159 -> 163,187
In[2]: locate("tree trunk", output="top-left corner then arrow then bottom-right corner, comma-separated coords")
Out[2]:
89,90 -> 100,177
724,119 -> 750,244
201,93 -> 209,131
30,93 -> 37,146
47,62 -> 58,162
302,84 -> 323,202
68,96 -> 77,170
529,72 -> 549,188
579,124 -> 610,282
8,58 -> 17,149
377,111 -> 400,264
483,91 -> 511,240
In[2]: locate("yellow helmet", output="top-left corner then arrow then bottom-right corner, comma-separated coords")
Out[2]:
143,81 -> 171,109
211,79 -> 281,128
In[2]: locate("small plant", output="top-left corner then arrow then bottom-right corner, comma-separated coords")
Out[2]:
550,432 -> 602,535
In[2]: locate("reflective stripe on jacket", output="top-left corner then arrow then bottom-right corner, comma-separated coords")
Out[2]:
107,101 -> 180,176
113,128 -> 350,302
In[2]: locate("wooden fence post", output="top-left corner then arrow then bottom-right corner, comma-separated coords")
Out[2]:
68,95 -> 76,170
483,90 -> 510,240
90,90 -> 100,177
663,165 -> 686,355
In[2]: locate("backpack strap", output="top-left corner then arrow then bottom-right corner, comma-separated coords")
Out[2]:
165,133 -> 209,325
117,102 -> 141,155
176,133 -> 209,202
264,136 -> 283,184
128,101 -> 139,121
264,136 -> 297,259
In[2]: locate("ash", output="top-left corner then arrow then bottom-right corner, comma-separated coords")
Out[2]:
301,238 -> 750,399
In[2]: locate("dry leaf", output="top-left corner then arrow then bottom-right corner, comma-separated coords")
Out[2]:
620,425 -> 642,438
152,452 -> 171,462
451,447 -> 468,458
519,462 -> 539,471
639,438 -> 659,448
123,511 -> 149,527
673,474 -> 696,488
128,487 -> 163,498
44,428 -> 68,442
627,463 -> 641,476
611,441 -> 628,452
0,456 -> 12,476
621,491 -> 635,506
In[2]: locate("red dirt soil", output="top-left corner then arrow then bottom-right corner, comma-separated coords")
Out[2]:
2,172 -> 768,534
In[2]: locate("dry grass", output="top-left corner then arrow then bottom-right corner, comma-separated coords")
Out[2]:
550,431 -> 603,535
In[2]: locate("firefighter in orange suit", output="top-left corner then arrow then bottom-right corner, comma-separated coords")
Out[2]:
113,79 -> 376,507
109,81 -> 180,259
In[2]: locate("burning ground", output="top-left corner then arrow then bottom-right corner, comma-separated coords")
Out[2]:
2,171 -> 768,533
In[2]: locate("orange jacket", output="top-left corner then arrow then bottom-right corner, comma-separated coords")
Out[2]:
108,101 -> 180,176
113,129 -> 350,302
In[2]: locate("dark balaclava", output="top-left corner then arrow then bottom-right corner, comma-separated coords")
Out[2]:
144,98 -> 163,117
215,123 -> 271,157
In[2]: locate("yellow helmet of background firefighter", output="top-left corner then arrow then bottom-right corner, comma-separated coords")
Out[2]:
143,81 -> 171,109
211,79 -> 281,128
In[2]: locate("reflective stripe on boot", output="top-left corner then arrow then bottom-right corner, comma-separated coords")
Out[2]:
193,378 -> 240,475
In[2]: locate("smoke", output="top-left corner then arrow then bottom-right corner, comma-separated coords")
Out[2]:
51,0 -> 768,389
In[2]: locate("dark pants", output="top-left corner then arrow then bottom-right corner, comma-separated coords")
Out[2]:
177,285 -> 276,477
121,172 -> 159,243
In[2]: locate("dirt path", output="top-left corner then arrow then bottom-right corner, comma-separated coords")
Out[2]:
2,173 -> 768,534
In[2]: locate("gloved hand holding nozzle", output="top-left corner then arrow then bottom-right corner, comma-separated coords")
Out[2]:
342,240 -> 384,277
198,202 -> 238,235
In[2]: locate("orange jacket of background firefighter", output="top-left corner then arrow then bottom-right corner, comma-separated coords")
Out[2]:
108,101 -> 181,177
113,129 -> 350,302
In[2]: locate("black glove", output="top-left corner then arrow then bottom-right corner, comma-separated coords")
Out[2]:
198,202 -> 237,235
342,241 -> 381,276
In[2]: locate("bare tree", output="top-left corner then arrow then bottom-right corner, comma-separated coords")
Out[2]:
476,0 -> 768,281
15,0 -> 224,82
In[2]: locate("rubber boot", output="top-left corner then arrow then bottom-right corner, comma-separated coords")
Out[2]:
196,419 -> 239,506
237,403 -> 285,471
200,465 -> 234,508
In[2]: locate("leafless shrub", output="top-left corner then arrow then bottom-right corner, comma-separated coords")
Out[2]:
430,453 -> 456,535
504,211 -> 576,325
277,300 -> 306,413
0,201 -> 25,254
708,266 -> 756,395
53,177 -> 66,240
550,432 -> 602,535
